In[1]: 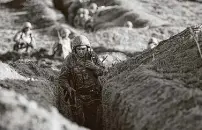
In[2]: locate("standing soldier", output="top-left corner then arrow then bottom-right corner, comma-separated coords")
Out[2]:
13,22 -> 36,53
52,28 -> 72,59
58,35 -> 105,130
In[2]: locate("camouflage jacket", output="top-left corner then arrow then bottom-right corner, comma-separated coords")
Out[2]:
58,51 -> 105,103
13,31 -> 35,48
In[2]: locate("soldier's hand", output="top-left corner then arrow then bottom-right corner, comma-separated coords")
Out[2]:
84,60 -> 98,70
67,87 -> 75,98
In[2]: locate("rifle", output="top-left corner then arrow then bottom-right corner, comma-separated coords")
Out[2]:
101,55 -> 108,63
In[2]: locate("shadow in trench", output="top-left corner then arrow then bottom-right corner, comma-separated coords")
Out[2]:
57,86 -> 104,130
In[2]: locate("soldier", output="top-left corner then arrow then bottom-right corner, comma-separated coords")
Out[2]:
52,28 -> 71,59
85,17 -> 94,32
124,21 -> 133,28
74,8 -> 85,28
13,22 -> 36,53
147,37 -> 159,49
81,13 -> 91,28
68,0 -> 90,26
58,35 -> 105,130
88,3 -> 98,16
68,0 -> 83,26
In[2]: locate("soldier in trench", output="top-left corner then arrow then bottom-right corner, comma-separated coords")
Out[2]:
147,37 -> 159,49
58,35 -> 105,130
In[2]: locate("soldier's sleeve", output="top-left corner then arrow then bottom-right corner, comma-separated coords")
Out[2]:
52,42 -> 58,52
91,52 -> 105,76
58,57 -> 72,90
30,33 -> 36,49
13,31 -> 22,43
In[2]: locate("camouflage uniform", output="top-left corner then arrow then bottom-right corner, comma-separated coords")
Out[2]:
13,22 -> 35,53
58,35 -> 105,130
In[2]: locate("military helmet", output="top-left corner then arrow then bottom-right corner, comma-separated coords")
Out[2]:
71,35 -> 91,50
60,28 -> 71,38
23,22 -> 32,29
124,21 -> 133,28
148,37 -> 158,45
77,8 -> 84,14
83,9 -> 89,15
89,3 -> 97,10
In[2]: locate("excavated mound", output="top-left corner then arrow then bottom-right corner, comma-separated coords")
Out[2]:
0,88 -> 88,130
0,61 -> 59,108
103,25 -> 202,130
85,27 -> 183,54
4,0 -> 62,28
54,0 -> 167,31
92,6 -> 167,31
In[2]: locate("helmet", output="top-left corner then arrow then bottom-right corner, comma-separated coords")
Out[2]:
23,22 -> 32,29
77,8 -> 84,14
60,28 -> 71,38
64,29 -> 71,36
148,37 -> 158,45
124,21 -> 133,28
71,35 -> 91,50
89,3 -> 97,10
83,9 -> 89,15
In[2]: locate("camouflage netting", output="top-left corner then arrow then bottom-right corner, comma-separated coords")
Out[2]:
0,88 -> 88,130
103,25 -> 202,130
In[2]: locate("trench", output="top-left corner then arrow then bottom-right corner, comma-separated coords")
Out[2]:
0,0 -> 128,129
51,1 -> 108,130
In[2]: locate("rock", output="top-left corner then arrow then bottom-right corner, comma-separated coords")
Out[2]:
0,88 -> 88,130
103,25 -> 202,130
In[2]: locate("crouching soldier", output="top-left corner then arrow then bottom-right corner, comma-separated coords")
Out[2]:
58,35 -> 105,130
147,37 -> 159,49
13,22 -> 35,53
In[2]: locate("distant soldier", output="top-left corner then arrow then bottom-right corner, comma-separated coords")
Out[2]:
147,37 -> 159,49
13,22 -> 36,53
52,28 -> 71,59
77,8 -> 85,15
68,0 -> 83,26
85,18 -> 94,32
74,14 -> 83,28
124,21 -> 133,28
74,9 -> 90,29
81,12 -> 91,28
68,0 -> 90,26
58,35 -> 105,130
88,3 -> 98,16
